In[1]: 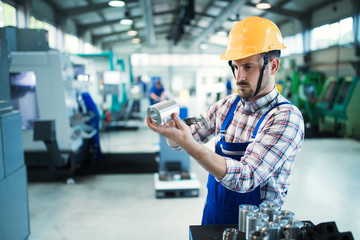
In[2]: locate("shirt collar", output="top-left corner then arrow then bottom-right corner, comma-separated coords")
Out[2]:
240,87 -> 279,114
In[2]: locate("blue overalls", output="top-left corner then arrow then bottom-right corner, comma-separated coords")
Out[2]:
201,96 -> 289,225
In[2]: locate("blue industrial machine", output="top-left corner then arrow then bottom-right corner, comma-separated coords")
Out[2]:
152,105 -> 201,198
0,27 -> 30,240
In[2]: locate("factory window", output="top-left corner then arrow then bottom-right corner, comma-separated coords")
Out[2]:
131,53 -> 224,67
84,42 -> 101,54
339,17 -> 354,45
282,33 -> 303,56
0,1 -> 17,27
310,17 -> 353,51
65,33 -> 79,54
29,16 -> 57,48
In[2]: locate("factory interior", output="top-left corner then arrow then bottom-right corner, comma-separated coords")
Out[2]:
0,0 -> 360,239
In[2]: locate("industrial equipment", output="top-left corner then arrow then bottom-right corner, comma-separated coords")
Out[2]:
9,51 -> 97,180
101,70 -> 143,130
317,76 -> 360,137
316,76 -> 343,115
0,28 -> 30,240
148,100 -> 202,198
287,71 -> 325,126
190,204 -> 354,240
154,135 -> 201,198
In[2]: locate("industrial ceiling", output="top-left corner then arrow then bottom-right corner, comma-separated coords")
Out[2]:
40,0 -> 339,55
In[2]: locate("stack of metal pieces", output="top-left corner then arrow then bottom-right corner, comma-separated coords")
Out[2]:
237,201 -> 304,240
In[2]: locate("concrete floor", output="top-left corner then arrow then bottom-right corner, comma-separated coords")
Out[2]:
27,123 -> 360,240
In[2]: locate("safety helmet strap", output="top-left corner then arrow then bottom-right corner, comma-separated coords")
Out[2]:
228,53 -> 269,98
228,60 -> 236,79
254,52 -> 269,97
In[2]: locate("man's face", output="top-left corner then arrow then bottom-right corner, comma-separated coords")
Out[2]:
230,54 -> 274,102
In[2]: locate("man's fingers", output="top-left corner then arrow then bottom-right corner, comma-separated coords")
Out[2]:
146,116 -> 159,132
172,113 -> 186,129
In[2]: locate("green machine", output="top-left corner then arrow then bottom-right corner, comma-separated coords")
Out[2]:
316,77 -> 344,115
317,76 -> 360,137
288,71 -> 325,126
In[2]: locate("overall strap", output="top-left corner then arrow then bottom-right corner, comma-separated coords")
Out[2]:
220,96 -> 241,133
251,102 -> 290,139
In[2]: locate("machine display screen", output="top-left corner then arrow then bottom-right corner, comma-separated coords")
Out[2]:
103,71 -> 121,85
322,81 -> 336,103
337,81 -> 351,105
10,72 -> 40,129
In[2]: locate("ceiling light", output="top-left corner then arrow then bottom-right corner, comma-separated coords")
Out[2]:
132,38 -> 141,44
120,19 -> 133,25
108,1 -> 125,7
200,43 -> 208,50
217,30 -> 227,37
256,0 -> 271,9
120,8 -> 133,25
127,30 -> 138,36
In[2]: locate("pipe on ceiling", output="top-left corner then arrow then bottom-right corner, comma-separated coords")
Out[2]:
189,0 -> 247,49
140,0 -> 156,48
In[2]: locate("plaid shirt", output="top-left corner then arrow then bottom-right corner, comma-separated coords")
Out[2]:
192,88 -> 304,206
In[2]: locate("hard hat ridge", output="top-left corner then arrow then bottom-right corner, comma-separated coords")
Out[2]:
220,16 -> 286,61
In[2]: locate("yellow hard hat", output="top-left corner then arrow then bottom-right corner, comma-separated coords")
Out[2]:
220,16 -> 286,61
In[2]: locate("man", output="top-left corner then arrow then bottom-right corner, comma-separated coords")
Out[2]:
146,16 -> 304,225
149,78 -> 166,105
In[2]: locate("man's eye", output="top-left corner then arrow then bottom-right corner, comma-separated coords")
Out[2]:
245,65 -> 254,69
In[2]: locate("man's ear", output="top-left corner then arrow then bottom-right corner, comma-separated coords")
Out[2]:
270,57 -> 280,75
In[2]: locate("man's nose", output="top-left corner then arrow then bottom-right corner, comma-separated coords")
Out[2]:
235,68 -> 245,81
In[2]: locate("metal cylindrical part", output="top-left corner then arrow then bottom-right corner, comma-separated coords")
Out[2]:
266,222 -> 281,240
273,210 -> 295,224
259,201 -> 281,222
249,230 -> 270,240
246,212 -> 269,239
239,204 -> 259,232
147,100 -> 179,126
246,212 -> 258,240
283,220 -> 304,240
255,212 -> 269,223
256,221 -> 267,232
256,222 -> 280,240
222,228 -> 239,240
279,219 -> 289,239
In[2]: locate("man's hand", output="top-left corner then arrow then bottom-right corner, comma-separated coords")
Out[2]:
146,113 -> 227,180
146,113 -> 194,149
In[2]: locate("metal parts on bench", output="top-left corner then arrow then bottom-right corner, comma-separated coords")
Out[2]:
233,201 -> 354,240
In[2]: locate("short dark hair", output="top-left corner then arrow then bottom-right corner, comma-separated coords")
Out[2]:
261,50 -> 281,60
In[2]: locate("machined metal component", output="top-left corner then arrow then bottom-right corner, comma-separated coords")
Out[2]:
246,212 -> 258,240
273,210 -> 295,224
239,204 -> 259,232
147,100 -> 180,126
255,212 -> 269,223
256,222 -> 281,240
249,230 -> 270,240
259,200 -> 281,222
246,212 -> 269,239
222,228 -> 239,240
283,220 -> 304,240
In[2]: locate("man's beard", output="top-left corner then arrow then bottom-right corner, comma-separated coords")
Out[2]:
237,81 -> 255,101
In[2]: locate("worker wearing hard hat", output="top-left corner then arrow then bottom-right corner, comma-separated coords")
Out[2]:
147,16 -> 305,225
